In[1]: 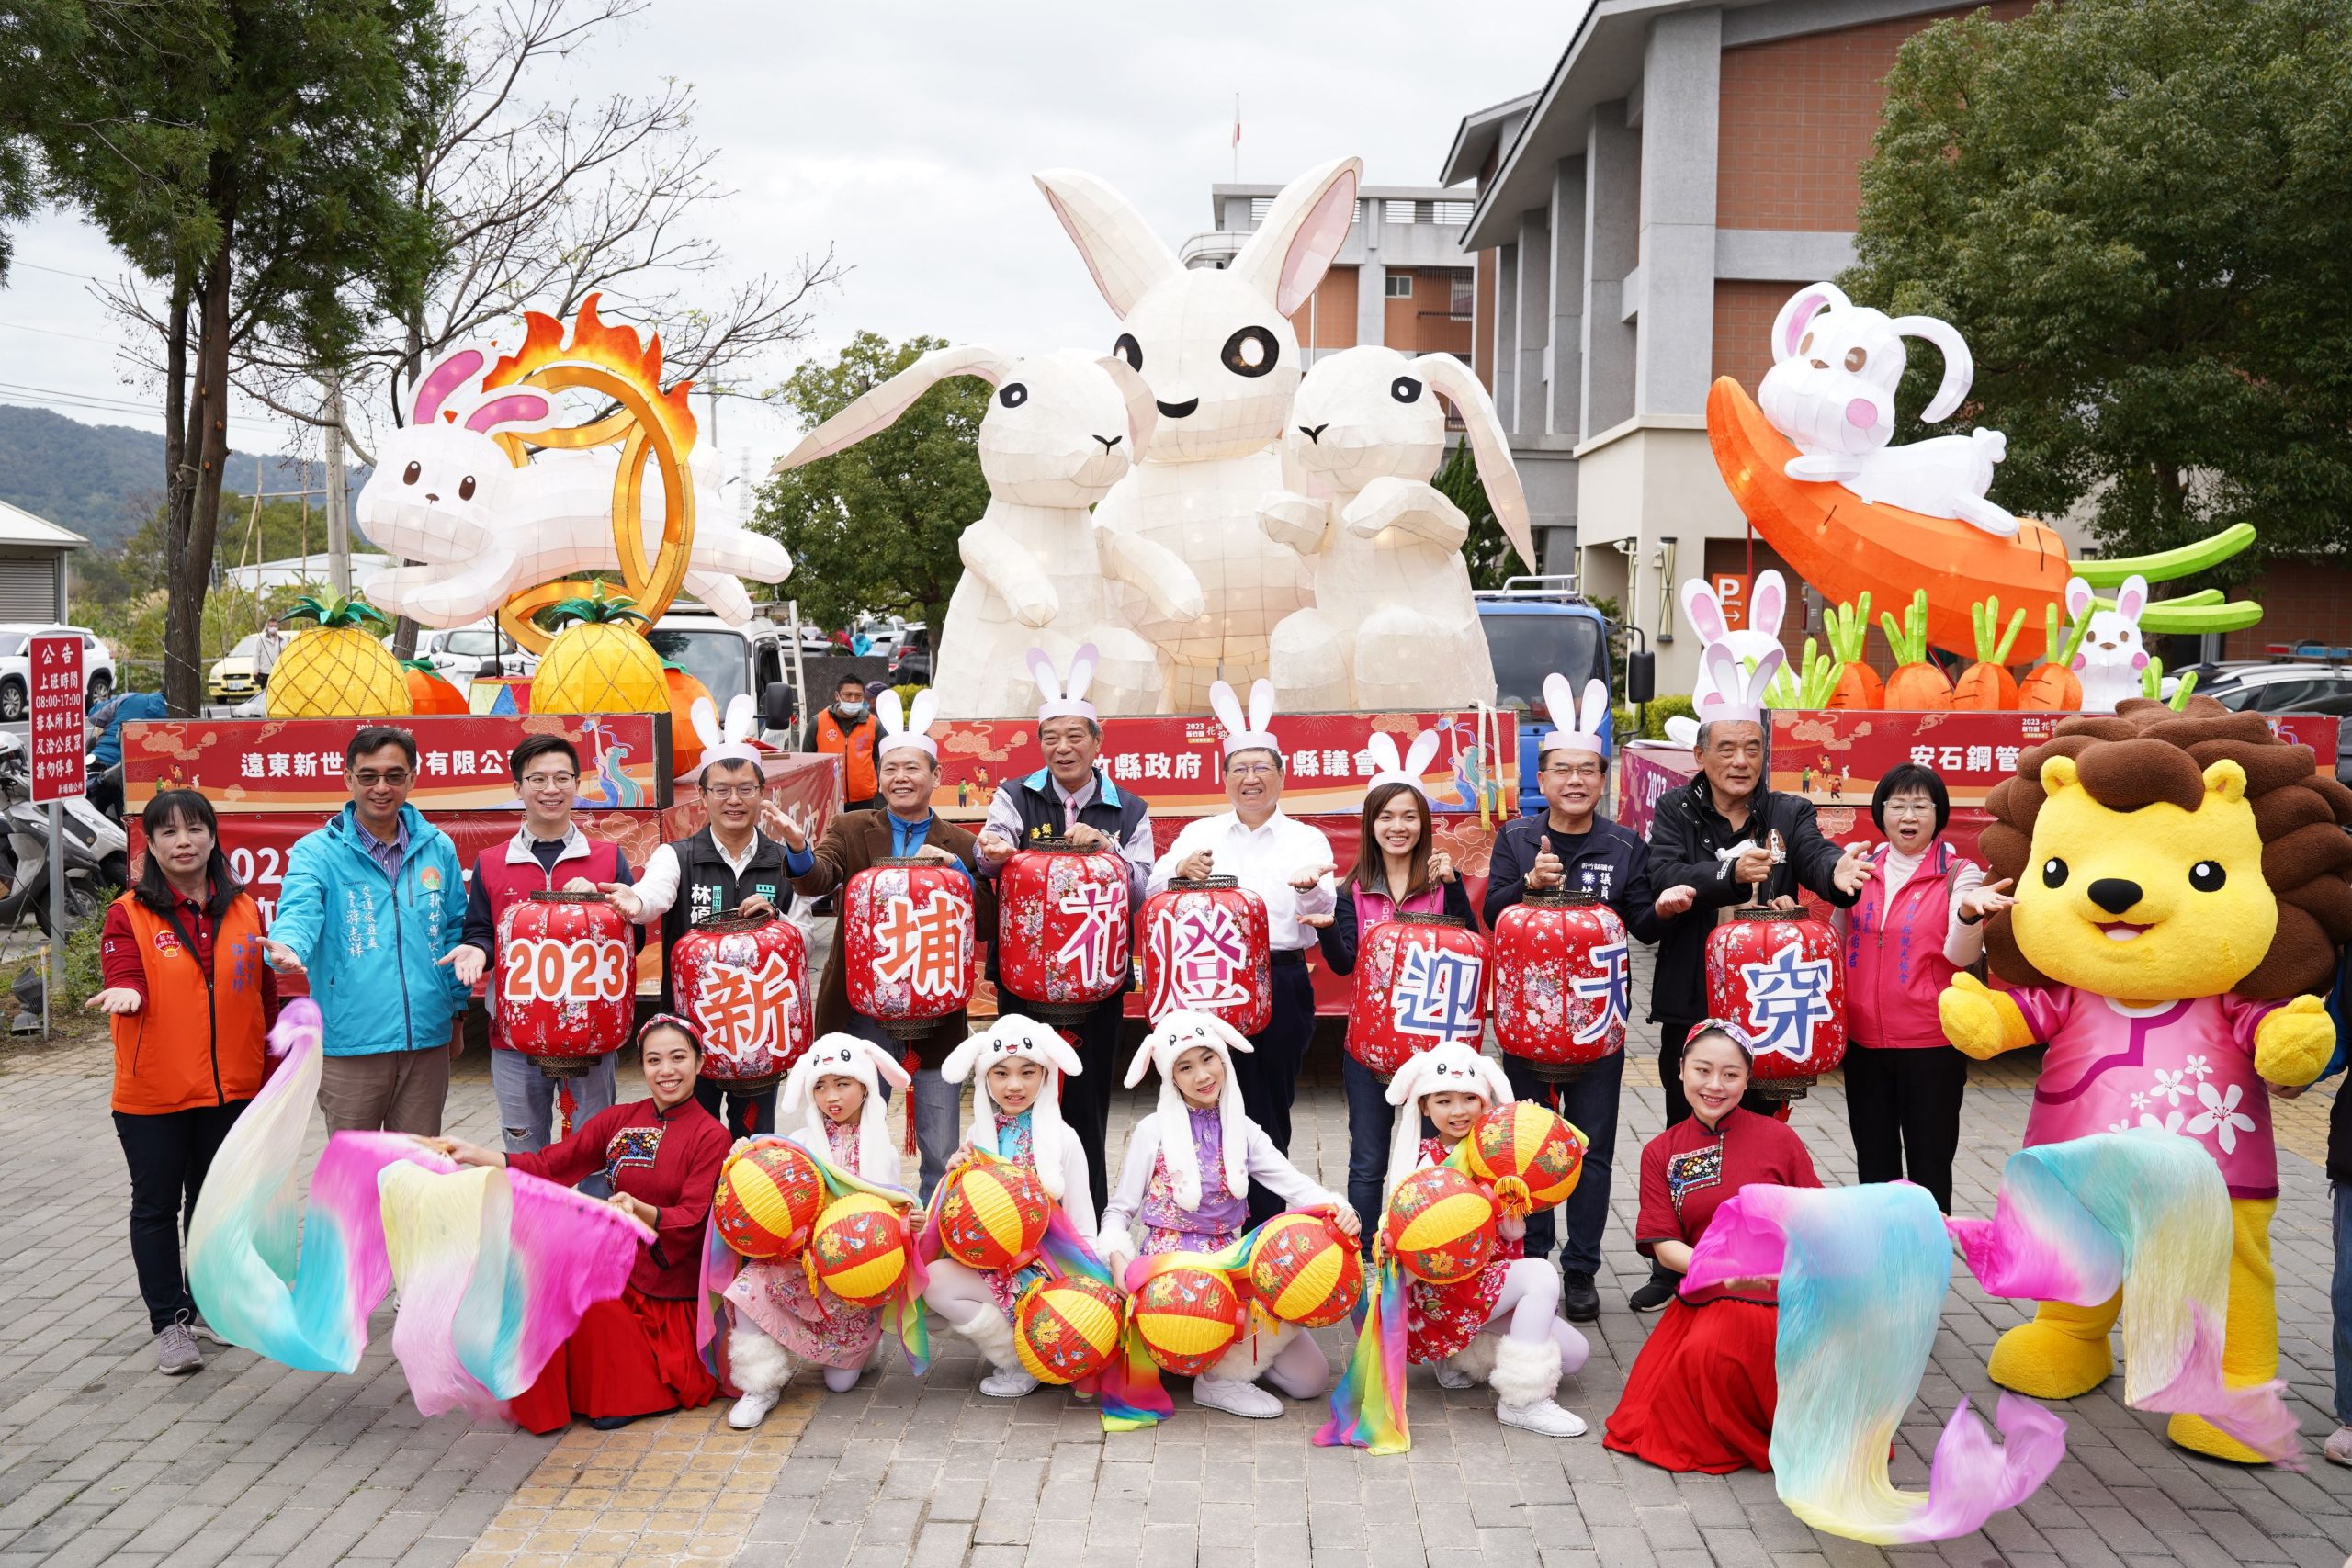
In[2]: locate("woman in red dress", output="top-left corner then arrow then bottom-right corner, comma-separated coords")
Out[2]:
439,1016 -> 730,1433
1603,1022 -> 1819,1472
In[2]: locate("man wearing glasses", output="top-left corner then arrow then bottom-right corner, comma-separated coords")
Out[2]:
606,742 -> 798,1139
260,726 -> 470,1136
441,734 -> 637,1153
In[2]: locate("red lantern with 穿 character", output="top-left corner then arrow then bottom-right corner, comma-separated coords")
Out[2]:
671,910 -> 812,1096
844,857 -> 977,1035
1141,875 -> 1271,1032
1704,906 -> 1847,1100
1490,891 -> 1629,1084
994,841 -> 1132,1022
495,891 -> 633,1129
1344,912 -> 1488,1077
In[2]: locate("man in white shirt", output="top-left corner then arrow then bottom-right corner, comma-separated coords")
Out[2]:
1148,682 -> 1336,1224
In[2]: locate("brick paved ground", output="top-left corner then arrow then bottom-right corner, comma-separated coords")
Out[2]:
2,938 -> 2348,1568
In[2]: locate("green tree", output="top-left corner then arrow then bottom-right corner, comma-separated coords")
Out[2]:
754,332 -> 987,634
1845,0 -> 2352,576
18,0 -> 445,714
1432,437 -> 1523,591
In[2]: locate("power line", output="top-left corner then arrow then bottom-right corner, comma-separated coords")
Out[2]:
0,319 -> 119,345
6,259 -> 109,283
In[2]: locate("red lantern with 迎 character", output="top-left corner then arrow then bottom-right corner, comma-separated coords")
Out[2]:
1344,912 -> 1488,1077
671,910 -> 812,1095
1140,875 -> 1271,1032
994,841 -> 1131,1022
844,857 -> 977,1036
495,892 -> 633,1125
1490,891 -> 1629,1084
1704,906 -> 1847,1100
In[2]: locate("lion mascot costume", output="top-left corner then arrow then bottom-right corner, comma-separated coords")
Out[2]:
1939,696 -> 2352,1462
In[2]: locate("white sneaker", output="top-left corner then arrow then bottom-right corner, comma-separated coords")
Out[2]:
980,1365 -> 1041,1399
1433,1358 -> 1476,1390
1497,1397 -> 1587,1438
1193,1373 -> 1283,1419
728,1389 -> 781,1429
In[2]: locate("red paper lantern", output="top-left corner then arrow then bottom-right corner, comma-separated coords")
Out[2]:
671,911 -> 812,1091
1344,912 -> 1488,1077
1704,907 -> 1848,1100
1490,892 -> 1630,1082
1381,1166 -> 1497,1285
494,891 -> 632,1077
1132,1262 -> 1245,1377
1013,1275 -> 1125,1384
1247,1211 -> 1363,1328
713,1140 -> 826,1259
995,842 -> 1132,1022
844,858 -> 977,1036
1140,876 -> 1271,1032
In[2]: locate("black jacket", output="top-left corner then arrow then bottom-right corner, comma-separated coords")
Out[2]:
1480,813 -> 1662,946
1317,878 -> 1477,976
1644,779 -> 1859,1024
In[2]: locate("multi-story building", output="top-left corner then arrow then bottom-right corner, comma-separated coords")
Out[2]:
1442,0 -> 2069,691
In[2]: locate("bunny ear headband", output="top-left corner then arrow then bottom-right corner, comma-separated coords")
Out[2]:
1695,640 -> 1786,726
690,694 -> 763,772
1541,675 -> 1613,757
1124,1010 -> 1253,1212
1207,678 -> 1280,761
1382,1040 -> 1513,1201
1028,643 -> 1099,724
1363,728 -> 1442,799
875,688 -> 941,760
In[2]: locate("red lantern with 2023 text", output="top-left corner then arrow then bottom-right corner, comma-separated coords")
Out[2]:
495,890 -> 634,1079
844,857 -> 977,1036
994,843 -> 1132,1023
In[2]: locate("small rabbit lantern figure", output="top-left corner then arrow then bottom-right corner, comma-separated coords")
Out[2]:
2066,573 -> 2150,715
1757,282 -> 2019,538
1680,571 -> 1788,713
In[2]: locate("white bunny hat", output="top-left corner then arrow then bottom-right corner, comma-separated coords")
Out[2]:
1383,1040 -> 1513,1201
1028,643 -> 1100,724
875,688 -> 940,760
778,1032 -> 912,1188
689,694 -> 762,773
1123,1010 -> 1254,1211
1695,640 -> 1787,727
1363,728 -> 1441,801
941,1016 -> 1085,1199
1541,676 -> 1613,756
1207,678 -> 1280,761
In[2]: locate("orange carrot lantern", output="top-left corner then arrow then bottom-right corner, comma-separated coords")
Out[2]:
401,659 -> 470,716
1822,595 -> 1882,711
2016,604 -> 2087,712
1878,590 -> 1952,711
1951,597 -> 2025,711
663,663 -> 713,778
1761,637 -> 1841,710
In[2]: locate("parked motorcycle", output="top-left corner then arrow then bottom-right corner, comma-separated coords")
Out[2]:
0,733 -> 130,936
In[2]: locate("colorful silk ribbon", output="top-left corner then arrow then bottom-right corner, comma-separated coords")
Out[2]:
1313,1251 -> 1410,1454
1685,1181 -> 2065,1543
1949,1130 -> 2299,1465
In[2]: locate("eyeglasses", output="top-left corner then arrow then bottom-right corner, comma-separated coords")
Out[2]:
1544,764 -> 1604,782
1227,762 -> 1278,779
351,770 -> 411,787
706,784 -> 763,801
519,772 -> 577,788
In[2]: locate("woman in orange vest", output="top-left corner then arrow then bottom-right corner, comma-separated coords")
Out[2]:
87,788 -> 277,1377
814,672 -> 882,810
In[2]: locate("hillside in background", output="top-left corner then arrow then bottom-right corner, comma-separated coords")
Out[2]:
0,404 -> 362,548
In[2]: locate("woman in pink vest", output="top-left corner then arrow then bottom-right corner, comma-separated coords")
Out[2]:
1836,762 -> 2012,1211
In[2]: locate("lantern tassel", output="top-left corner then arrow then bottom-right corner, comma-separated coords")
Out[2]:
901,1047 -> 922,1156
557,1082 -> 576,1140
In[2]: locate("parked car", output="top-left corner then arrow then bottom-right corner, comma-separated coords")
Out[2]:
0,625 -> 117,719
2199,661 -> 2352,780
418,622 -> 538,682
206,631 -> 273,705
885,622 -> 931,684
646,611 -> 799,748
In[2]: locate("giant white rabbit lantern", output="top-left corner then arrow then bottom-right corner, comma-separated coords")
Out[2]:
1035,156 -> 1363,711
356,295 -> 792,649
775,346 -> 1201,718
1258,346 -> 1534,710
1757,282 -> 2018,538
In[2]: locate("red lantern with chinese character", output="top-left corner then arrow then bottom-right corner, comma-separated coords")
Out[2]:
1704,907 -> 1847,1100
1140,876 -> 1271,1032
994,841 -> 1131,1022
671,911 -> 812,1093
1490,892 -> 1629,1083
843,858 -> 977,1036
495,891 -> 633,1079
1345,912 -> 1488,1077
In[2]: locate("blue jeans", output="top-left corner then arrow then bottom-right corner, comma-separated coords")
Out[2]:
2335,1183 -> 2352,1427
1341,1055 -> 1393,1245
1503,1048 -> 1623,1276
490,1048 -> 618,1153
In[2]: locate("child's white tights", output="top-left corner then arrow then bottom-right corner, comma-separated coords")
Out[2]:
1482,1258 -> 1590,1368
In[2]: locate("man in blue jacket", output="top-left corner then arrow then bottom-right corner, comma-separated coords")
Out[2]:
260,726 -> 470,1134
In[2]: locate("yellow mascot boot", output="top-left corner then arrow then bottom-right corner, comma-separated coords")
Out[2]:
1987,1292 -> 2118,1400
2167,1199 -> 2279,1464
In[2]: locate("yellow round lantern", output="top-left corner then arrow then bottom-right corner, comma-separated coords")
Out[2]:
1463,1102 -> 1586,1216
1131,1262 -> 1244,1377
803,1191 -> 910,1307
935,1160 -> 1052,1274
1383,1167 -> 1497,1285
712,1139 -> 825,1259
1013,1275 -> 1125,1385
1247,1212 -> 1363,1328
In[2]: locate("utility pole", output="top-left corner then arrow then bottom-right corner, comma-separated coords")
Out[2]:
324,372 -> 352,597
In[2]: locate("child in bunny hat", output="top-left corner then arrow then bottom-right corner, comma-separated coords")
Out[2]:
920,1016 -> 1098,1400
1098,1010 -> 1360,1420
1308,726 -> 1479,1243
719,1033 -> 913,1429
1382,1040 -> 1591,1438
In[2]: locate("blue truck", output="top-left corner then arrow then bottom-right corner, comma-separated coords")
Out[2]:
1475,575 -> 1619,816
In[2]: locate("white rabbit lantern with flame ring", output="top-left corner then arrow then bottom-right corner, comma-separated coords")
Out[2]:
775,346 -> 1201,719
1757,282 -> 2019,539
1035,157 -> 1362,711
1258,345 -> 1534,711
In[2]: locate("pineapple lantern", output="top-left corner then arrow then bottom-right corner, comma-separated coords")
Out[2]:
531,582 -> 670,715
267,593 -> 413,718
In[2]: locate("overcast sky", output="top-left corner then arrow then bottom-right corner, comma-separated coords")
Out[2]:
0,0 -> 1576,483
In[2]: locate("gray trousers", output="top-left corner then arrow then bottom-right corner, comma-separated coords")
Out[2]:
844,1012 -> 961,1202
489,1048 -> 619,1154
